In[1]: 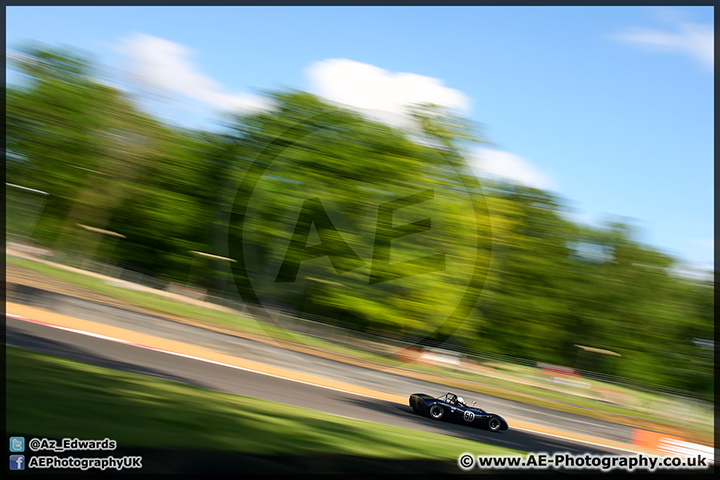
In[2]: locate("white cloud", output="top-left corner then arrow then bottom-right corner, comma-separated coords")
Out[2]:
117,33 -> 272,113
615,20 -> 714,70
469,147 -> 553,190
306,58 -> 470,128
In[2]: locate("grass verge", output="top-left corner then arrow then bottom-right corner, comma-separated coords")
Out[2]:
6,254 -> 713,442
6,346 -> 522,470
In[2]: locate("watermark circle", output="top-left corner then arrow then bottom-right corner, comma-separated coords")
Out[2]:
227,105 -> 492,350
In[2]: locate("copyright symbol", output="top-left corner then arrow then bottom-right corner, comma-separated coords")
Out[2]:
458,453 -> 475,470
29,438 -> 41,451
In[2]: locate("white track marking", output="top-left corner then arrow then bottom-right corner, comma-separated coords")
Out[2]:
6,313 -> 384,400
7,313 -> 644,454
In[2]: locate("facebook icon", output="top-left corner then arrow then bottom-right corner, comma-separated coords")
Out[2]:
10,455 -> 25,470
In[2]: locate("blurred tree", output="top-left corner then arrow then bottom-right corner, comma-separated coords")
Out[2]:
564,221 -> 714,397
7,44 -> 171,260
7,45 -> 107,245
6,44 -> 713,398
7,44 -> 221,284
226,92 -> 491,342
471,184 -> 579,362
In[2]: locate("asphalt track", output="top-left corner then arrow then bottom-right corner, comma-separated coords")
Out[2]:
5,286 -> 645,459
9,316 -> 631,459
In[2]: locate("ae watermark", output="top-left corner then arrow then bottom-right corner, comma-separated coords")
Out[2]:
225,108 -> 492,347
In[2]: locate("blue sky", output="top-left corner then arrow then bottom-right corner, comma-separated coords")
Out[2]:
6,6 -> 714,275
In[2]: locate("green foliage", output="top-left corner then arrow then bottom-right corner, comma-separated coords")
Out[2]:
225,92 -> 490,342
6,44 -> 713,398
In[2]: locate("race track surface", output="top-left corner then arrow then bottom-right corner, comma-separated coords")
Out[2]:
8,315 -> 632,459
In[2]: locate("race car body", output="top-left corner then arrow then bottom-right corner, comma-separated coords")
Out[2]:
409,392 -> 509,432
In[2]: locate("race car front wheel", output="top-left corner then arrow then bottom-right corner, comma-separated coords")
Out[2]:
487,416 -> 502,432
429,404 -> 444,420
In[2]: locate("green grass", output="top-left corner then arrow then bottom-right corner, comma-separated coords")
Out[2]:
6,346 -> 522,461
7,255 -> 265,331
6,254 -> 714,440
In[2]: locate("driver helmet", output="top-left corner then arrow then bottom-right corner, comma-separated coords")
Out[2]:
457,396 -> 465,405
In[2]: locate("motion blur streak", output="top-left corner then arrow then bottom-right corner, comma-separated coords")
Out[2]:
6,44 -> 714,403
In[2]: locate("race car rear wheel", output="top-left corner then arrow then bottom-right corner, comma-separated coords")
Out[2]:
487,415 -> 502,432
429,404 -> 444,420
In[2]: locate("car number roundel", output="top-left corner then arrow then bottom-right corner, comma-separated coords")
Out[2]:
463,410 -> 475,422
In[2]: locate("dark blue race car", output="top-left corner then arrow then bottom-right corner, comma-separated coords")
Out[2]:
409,392 -> 509,432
